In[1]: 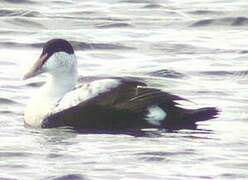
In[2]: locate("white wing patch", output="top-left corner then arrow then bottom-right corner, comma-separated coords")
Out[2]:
54,79 -> 120,112
145,105 -> 166,126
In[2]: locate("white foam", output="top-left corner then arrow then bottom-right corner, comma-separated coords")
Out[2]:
145,105 -> 166,126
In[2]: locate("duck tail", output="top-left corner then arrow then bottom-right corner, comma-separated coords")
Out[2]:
184,107 -> 219,123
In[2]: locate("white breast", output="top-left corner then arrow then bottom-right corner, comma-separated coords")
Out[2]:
24,79 -> 120,127
24,94 -> 58,127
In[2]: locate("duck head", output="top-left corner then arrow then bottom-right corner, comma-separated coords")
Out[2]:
23,39 -> 77,80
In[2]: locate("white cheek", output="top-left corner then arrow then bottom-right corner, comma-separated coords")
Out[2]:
43,52 -> 76,73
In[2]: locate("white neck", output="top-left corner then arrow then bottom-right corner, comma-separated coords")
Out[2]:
44,69 -> 78,100
42,52 -> 78,100
24,52 -> 78,127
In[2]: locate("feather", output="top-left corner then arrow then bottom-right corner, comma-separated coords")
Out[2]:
42,78 -> 218,130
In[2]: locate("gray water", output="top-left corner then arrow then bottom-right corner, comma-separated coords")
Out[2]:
0,0 -> 248,179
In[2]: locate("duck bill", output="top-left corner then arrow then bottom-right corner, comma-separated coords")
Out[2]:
23,53 -> 48,80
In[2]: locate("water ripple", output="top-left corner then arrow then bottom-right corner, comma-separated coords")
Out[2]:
188,10 -> 224,15
143,4 -> 164,9
3,0 -> 36,4
0,41 -> 135,50
96,22 -> 131,29
199,70 -> 248,77
0,9 -> 40,17
0,151 -> 32,158
5,18 -> 44,29
147,69 -> 186,79
47,174 -> 85,180
191,17 -> 248,27
0,98 -> 20,105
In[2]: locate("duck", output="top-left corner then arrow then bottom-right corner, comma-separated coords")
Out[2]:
23,39 -> 218,130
